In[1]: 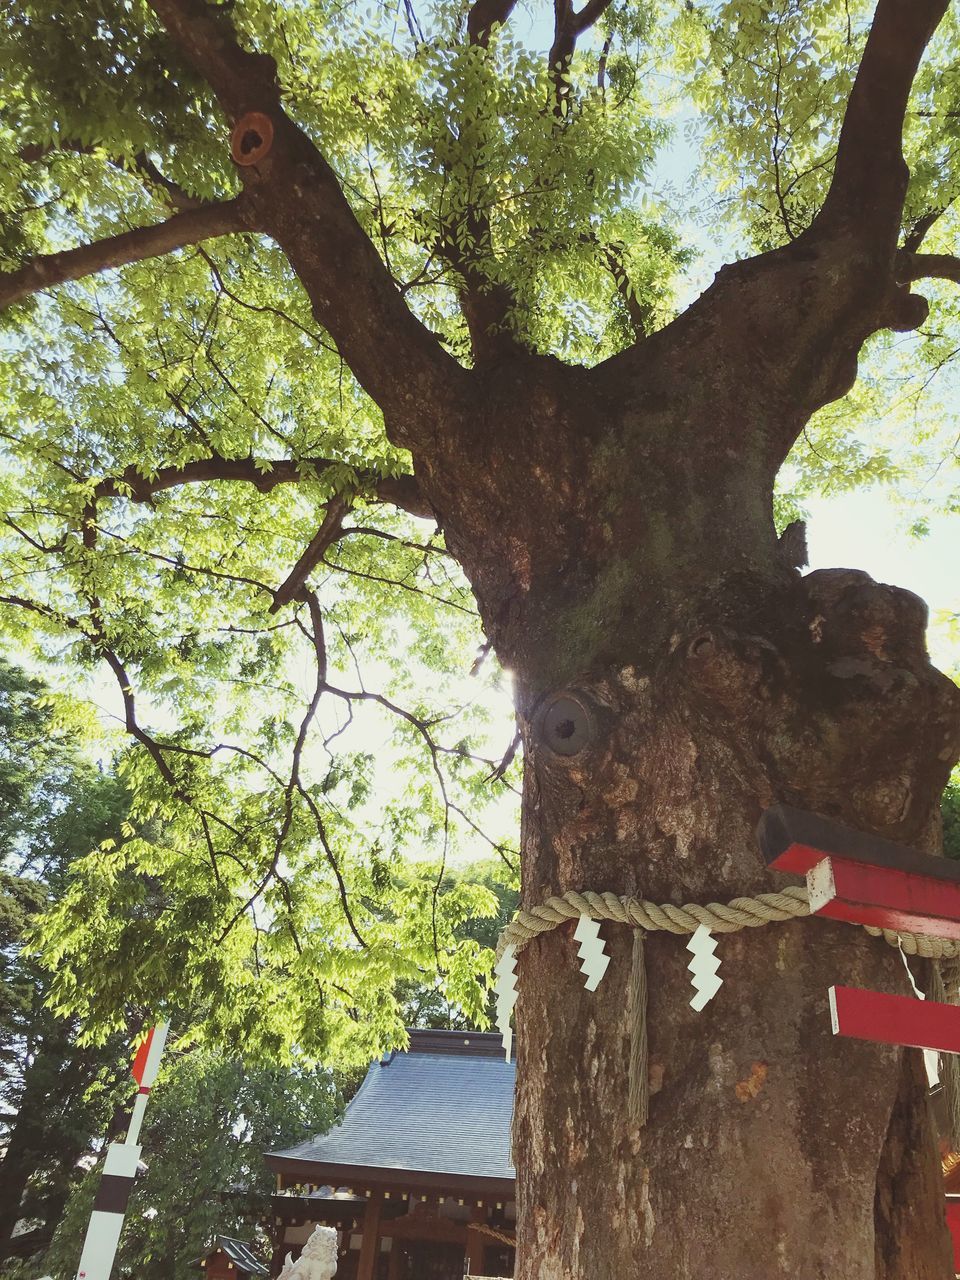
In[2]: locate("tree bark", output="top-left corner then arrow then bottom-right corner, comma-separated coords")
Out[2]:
505,585 -> 958,1278
501,562 -> 960,1279
412,349 -> 960,1277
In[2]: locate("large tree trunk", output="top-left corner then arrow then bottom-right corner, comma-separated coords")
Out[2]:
3,0 -> 954,1274
502,563 -> 959,1278
419,358 -> 960,1276
137,6 -> 956,1271
137,24 -> 958,1268
501,561 -> 960,1278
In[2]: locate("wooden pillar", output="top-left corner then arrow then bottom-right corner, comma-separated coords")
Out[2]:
269,1207 -> 289,1276
466,1208 -> 486,1278
357,1192 -> 382,1280
386,1238 -> 403,1280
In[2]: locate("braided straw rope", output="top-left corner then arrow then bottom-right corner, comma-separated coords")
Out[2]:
469,1222 -> 517,1247
498,886 -> 960,960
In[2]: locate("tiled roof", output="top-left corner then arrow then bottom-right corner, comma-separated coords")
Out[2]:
219,1239 -> 269,1275
191,1238 -> 268,1274
269,1030 -> 515,1183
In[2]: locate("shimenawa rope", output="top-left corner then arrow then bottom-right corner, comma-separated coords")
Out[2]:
498,886 -> 960,960
497,886 -> 960,1126
470,1222 -> 517,1247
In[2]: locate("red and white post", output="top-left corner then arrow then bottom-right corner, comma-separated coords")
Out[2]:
74,1022 -> 170,1280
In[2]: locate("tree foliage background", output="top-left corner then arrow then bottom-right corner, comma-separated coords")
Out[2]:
0,659 -> 131,1258
0,0 -> 958,1064
37,1052 -> 340,1280
0,655 -> 514,1268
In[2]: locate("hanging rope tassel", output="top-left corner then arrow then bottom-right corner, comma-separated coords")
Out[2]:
934,954 -> 960,1152
627,928 -> 649,1126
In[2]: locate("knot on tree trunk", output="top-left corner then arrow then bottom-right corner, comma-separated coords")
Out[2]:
673,569 -> 960,845
518,565 -> 959,907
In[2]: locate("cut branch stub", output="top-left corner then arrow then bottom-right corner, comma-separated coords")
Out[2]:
885,285 -> 930,332
536,692 -> 594,757
231,112 -> 275,166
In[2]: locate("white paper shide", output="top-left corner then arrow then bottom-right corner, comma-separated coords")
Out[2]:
494,944 -> 518,1061
687,924 -> 722,1012
573,914 -> 610,992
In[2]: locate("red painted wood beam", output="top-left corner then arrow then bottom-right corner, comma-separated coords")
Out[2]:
829,985 -> 960,1054
807,854 -> 960,940
944,1197 -> 960,1275
758,805 -> 960,883
759,805 -> 960,937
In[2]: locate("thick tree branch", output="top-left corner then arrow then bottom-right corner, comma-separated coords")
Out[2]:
149,0 -> 279,119
466,0 -> 518,47
594,237 -> 650,336
571,0 -> 610,34
434,0 -> 526,361
92,453 -> 433,520
603,0 -> 949,455
148,0 -> 471,437
815,0 -> 948,247
903,206 -> 953,253
897,251 -> 960,284
0,200 -> 249,311
269,497 -> 350,613
549,0 -> 612,114
440,230 -> 520,363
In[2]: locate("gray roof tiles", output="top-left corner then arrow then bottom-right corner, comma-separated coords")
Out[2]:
270,1030 -> 515,1183
191,1238 -> 268,1273
218,1239 -> 269,1275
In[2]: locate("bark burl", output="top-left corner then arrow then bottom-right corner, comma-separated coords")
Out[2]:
7,0 -> 960,1274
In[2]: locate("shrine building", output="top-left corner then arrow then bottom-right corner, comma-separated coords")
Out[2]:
266,1030 -> 516,1280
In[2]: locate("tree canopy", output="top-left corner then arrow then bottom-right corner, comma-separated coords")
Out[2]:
39,1050 -> 340,1280
1,0 -> 958,1065
0,660 -> 131,1259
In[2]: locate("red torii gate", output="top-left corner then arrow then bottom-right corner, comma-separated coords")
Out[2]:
760,806 -> 960,1268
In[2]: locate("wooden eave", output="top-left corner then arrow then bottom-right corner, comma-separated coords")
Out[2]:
267,1154 -> 514,1199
